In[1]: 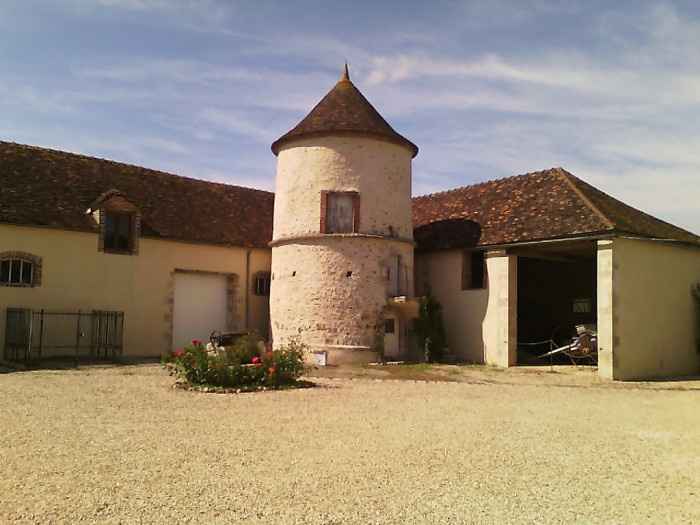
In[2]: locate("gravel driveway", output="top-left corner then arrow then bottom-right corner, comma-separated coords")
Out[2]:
1,364 -> 698,524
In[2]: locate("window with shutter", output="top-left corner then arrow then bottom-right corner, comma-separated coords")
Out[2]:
321,192 -> 359,233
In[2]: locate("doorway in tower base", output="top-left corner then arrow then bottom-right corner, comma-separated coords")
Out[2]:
383,315 -> 400,359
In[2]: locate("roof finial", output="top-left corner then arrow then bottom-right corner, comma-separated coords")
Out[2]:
341,61 -> 350,82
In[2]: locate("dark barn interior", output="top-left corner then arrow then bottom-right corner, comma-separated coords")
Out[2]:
516,242 -> 597,364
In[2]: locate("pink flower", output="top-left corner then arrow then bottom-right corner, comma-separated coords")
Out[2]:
251,356 -> 261,365
173,349 -> 184,358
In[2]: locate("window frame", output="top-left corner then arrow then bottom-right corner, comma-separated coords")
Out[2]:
461,250 -> 487,290
320,191 -> 360,234
253,272 -> 271,296
384,318 -> 396,334
0,252 -> 42,288
102,211 -> 136,255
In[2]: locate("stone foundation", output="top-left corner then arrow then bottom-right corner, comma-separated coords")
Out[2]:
270,237 -> 413,364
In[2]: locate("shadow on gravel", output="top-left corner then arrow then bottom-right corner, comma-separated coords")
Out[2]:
174,379 -> 329,395
307,363 -> 700,392
0,357 -> 160,374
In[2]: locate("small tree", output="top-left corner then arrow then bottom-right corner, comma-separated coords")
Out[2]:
693,283 -> 700,354
373,328 -> 385,363
413,292 -> 447,363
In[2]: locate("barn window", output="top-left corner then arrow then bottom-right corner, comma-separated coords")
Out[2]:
321,191 -> 360,233
104,212 -> 135,253
254,272 -> 271,296
0,253 -> 41,287
384,318 -> 395,334
462,250 -> 486,290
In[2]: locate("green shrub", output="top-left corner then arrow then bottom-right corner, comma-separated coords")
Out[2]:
413,293 -> 447,363
163,336 -> 307,390
225,333 -> 263,365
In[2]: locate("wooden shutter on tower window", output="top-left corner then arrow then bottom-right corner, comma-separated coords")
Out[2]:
322,192 -> 360,233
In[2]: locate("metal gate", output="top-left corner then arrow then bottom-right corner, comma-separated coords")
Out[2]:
3,308 -> 124,363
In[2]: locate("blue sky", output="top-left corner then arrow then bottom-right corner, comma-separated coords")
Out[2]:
2,0 -> 699,233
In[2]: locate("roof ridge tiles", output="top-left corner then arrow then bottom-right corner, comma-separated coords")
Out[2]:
553,167 -> 616,230
413,168 -> 562,200
0,140 -> 274,196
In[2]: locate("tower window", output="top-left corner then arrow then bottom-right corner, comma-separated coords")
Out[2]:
462,250 -> 486,290
384,317 -> 396,334
384,318 -> 395,334
321,191 -> 360,233
253,272 -> 271,296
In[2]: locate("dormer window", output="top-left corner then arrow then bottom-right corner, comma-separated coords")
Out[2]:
104,212 -> 134,253
88,189 -> 141,255
320,191 -> 360,233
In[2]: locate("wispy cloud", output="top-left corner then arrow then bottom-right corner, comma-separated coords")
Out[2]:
198,108 -> 273,143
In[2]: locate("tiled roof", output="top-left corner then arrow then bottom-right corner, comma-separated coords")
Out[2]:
2,141 -> 695,251
271,66 -> 418,157
0,141 -> 274,248
412,167 -> 700,247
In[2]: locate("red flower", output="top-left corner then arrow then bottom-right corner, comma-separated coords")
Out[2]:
251,356 -> 261,364
173,349 -> 184,358
191,339 -> 202,347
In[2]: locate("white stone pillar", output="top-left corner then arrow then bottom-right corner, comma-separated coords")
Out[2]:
596,239 -> 615,379
483,250 -> 517,367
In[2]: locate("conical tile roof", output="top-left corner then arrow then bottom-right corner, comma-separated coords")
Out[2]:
271,65 -> 418,157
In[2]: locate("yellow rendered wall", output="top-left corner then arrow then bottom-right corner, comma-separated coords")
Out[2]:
597,238 -> 700,379
0,224 -> 271,357
417,249 -> 517,366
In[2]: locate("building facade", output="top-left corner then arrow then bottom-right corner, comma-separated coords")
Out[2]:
0,143 -> 273,359
2,69 -> 700,379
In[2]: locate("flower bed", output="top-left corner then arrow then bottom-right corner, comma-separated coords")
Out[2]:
163,335 -> 308,392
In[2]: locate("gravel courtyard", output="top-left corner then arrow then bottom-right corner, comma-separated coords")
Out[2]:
1,365 -> 698,524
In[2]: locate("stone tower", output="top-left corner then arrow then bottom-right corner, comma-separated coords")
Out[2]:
269,65 -> 419,364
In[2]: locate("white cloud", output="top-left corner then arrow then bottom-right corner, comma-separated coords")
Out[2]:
198,108 -> 273,143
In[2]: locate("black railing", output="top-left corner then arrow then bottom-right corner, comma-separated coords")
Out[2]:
3,308 -> 124,363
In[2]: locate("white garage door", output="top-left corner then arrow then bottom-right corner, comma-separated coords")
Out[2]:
173,272 -> 228,351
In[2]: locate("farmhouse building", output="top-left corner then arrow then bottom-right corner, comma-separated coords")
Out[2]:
2,66 -> 699,380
